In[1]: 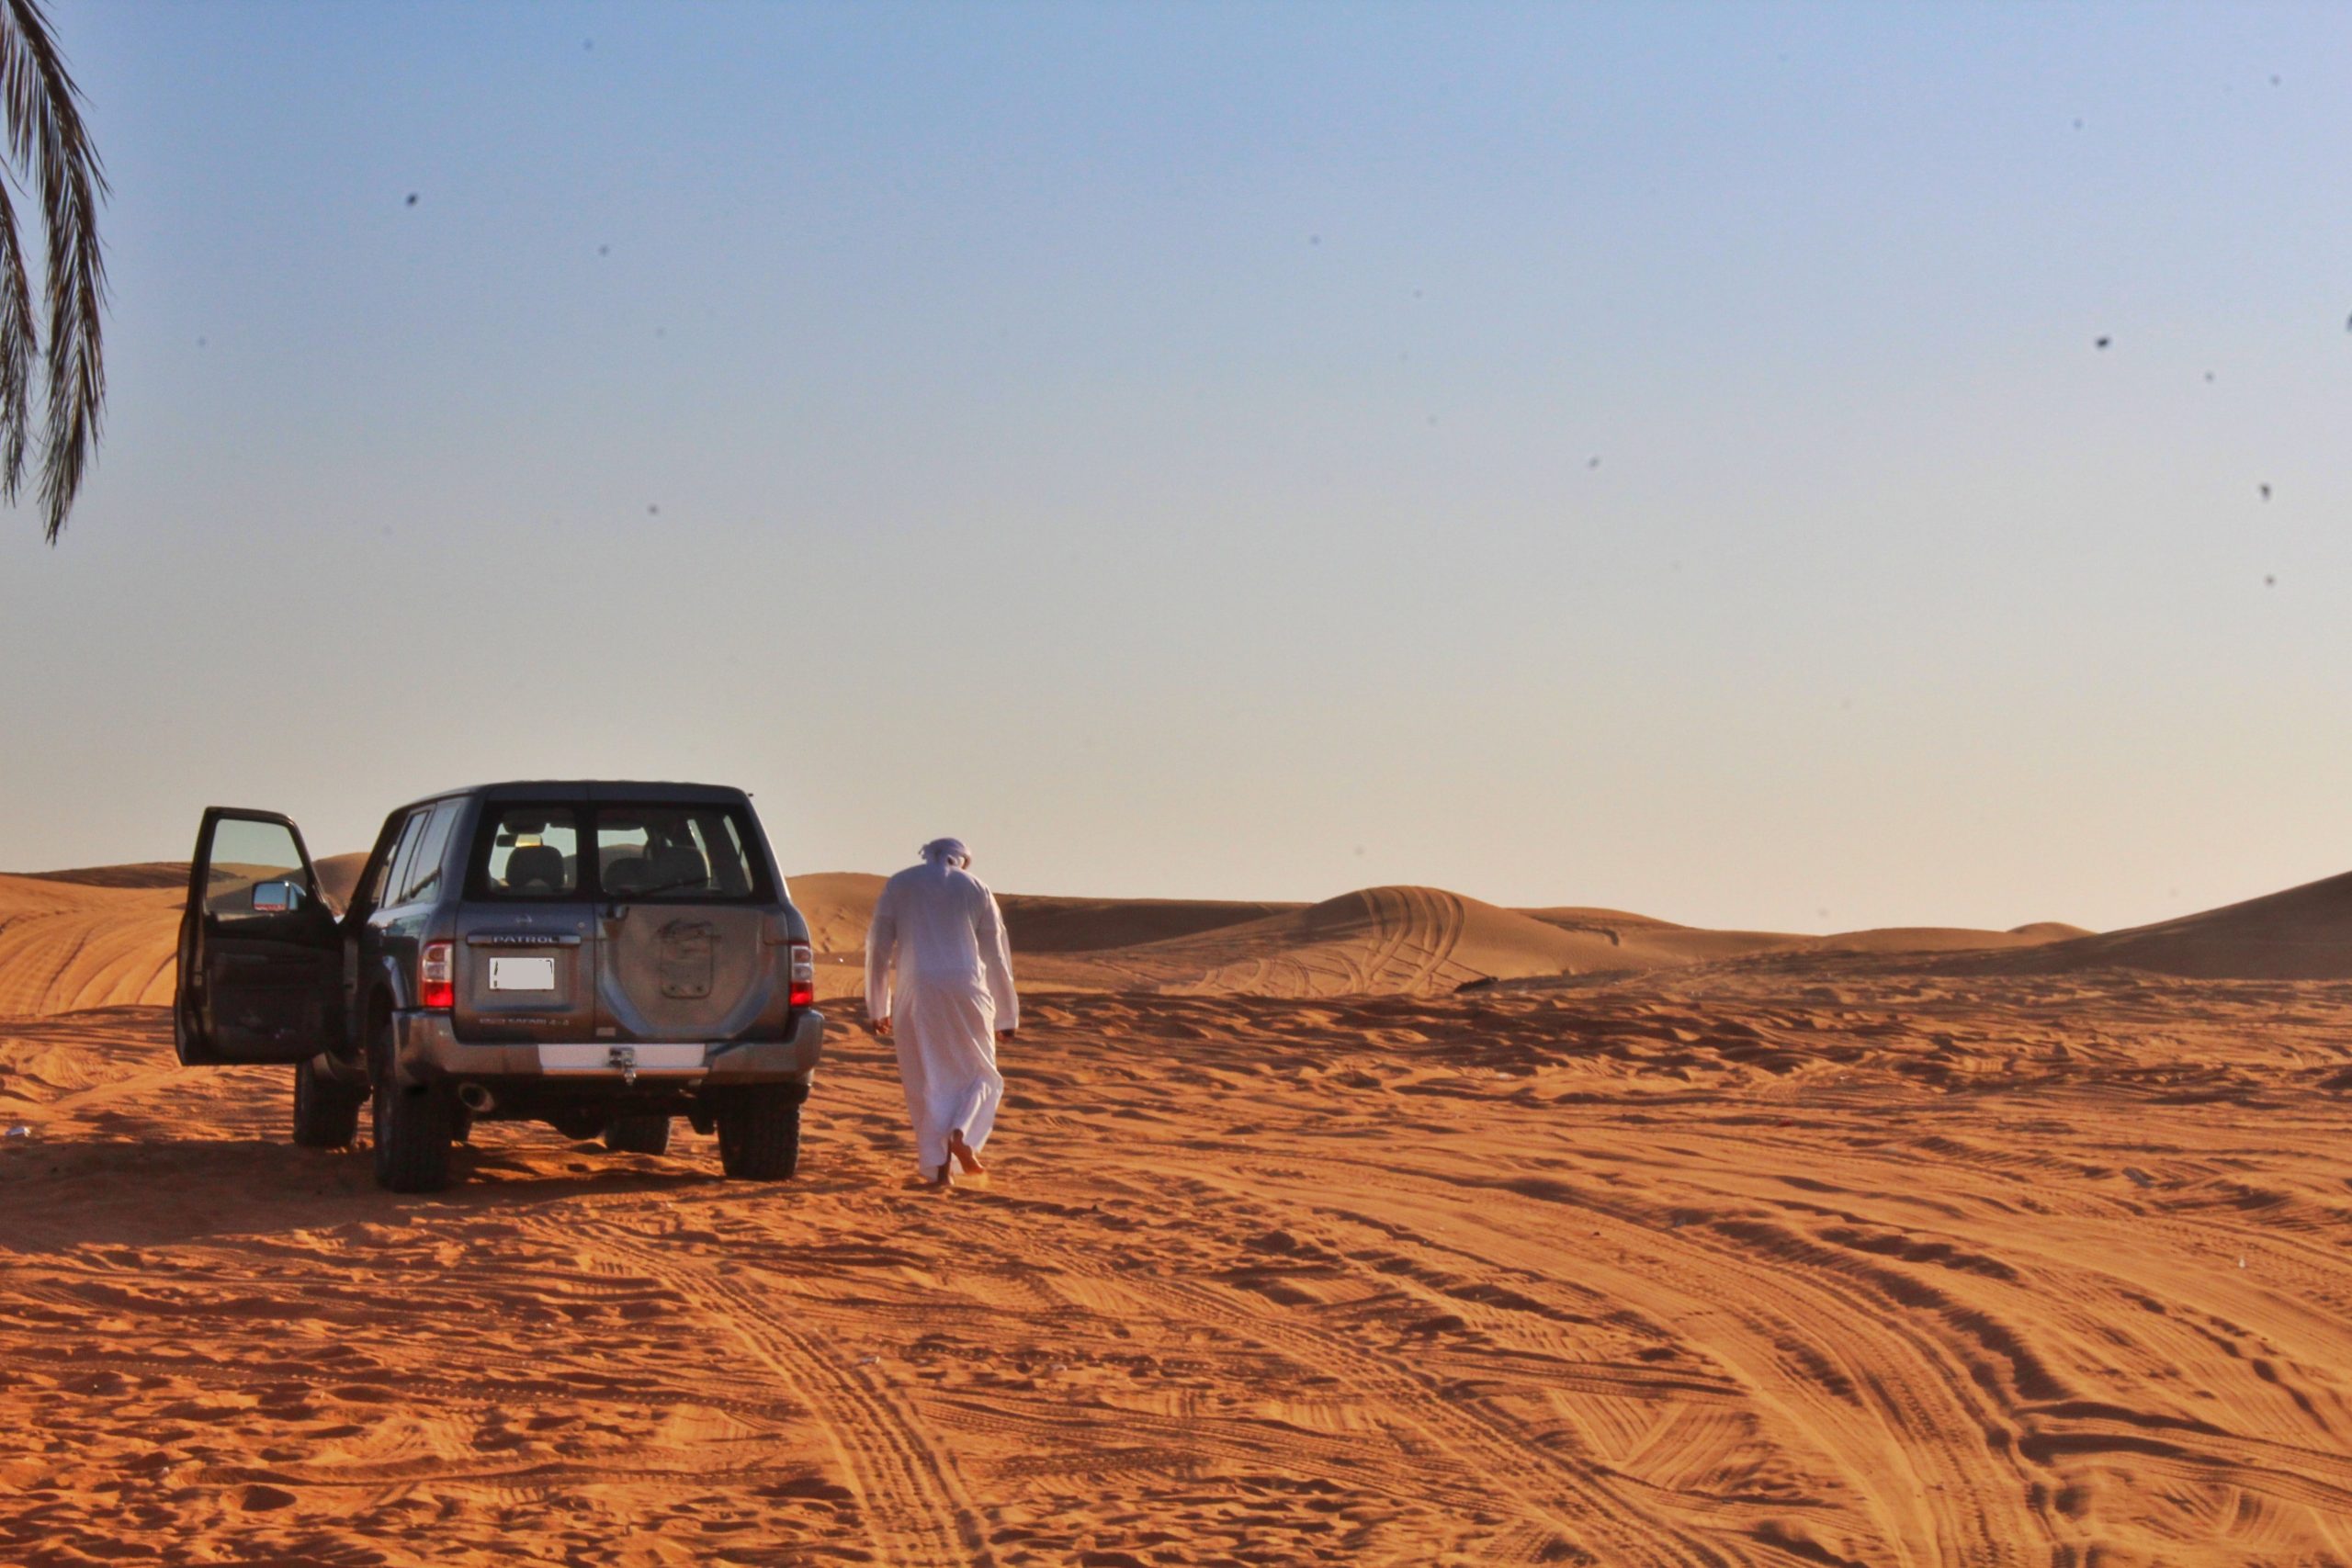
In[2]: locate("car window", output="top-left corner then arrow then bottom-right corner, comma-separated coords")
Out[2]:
690,816 -> 755,896
594,805 -> 763,899
205,817 -> 311,922
379,809 -> 428,908
399,802 -> 462,904
356,813 -> 405,908
477,806 -> 582,898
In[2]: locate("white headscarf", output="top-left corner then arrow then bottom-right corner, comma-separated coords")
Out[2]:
920,837 -> 971,869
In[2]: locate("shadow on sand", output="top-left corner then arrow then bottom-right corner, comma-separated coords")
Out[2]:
0,1126 -> 864,1254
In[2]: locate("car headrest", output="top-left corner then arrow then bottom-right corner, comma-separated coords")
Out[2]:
505,844 -> 565,892
650,843 -> 707,889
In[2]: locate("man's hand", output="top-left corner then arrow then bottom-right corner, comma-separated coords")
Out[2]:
996,1028 -> 1016,1043
871,1015 -> 892,1038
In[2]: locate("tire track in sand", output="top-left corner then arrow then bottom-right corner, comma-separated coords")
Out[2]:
577,1223 -> 996,1568
1131,1274 -> 1733,1566
1227,1146 -> 2058,1567
951,1200 -> 1736,1568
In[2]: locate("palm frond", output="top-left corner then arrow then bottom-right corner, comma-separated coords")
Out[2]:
0,0 -> 103,544
0,173 -> 36,497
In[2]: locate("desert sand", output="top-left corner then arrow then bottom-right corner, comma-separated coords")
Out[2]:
5,862 -> 2352,1564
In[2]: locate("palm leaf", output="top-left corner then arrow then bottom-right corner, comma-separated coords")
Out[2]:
0,0 -> 103,544
0,172 -> 36,497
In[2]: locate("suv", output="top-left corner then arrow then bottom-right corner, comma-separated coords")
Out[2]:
173,782 -> 824,1192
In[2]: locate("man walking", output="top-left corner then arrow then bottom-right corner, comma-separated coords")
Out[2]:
865,838 -> 1018,1187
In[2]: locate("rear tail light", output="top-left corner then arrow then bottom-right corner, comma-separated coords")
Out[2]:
420,941 -> 455,1010
787,942 -> 814,1010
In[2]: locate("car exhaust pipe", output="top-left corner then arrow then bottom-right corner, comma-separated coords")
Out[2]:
456,1083 -> 495,1115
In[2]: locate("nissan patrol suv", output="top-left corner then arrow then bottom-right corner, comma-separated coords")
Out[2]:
173,782 -> 824,1192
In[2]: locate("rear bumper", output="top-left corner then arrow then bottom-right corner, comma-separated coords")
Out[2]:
390,1008 -> 825,1089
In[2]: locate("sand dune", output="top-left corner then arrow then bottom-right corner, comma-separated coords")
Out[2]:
1990,869 -> 2352,980
788,873 -> 1295,958
786,871 -> 886,957
0,852 -> 376,1021
18,862 -> 189,890
1001,893 -> 1300,953
1522,906 -> 1812,966
797,882 -> 1640,998
2009,920 -> 2095,940
0,874 -> 180,1017
0,856 -> 2109,1021
794,879 -> 1658,998
1524,908 -> 2089,964
312,851 -> 368,907
52,846 -> 2352,1020
1812,923 -> 2085,954
1008,894 -> 2090,998
799,881 -> 2088,1001
1037,885 -> 1636,996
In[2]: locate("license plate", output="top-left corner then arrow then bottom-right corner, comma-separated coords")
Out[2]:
488,956 -> 557,992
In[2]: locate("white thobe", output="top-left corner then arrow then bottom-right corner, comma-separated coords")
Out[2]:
865,861 -> 1019,1174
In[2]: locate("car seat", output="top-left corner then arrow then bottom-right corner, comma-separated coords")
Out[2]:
650,842 -> 707,892
504,843 -> 566,893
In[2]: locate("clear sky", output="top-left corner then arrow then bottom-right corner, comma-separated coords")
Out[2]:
1,1 -> 2346,933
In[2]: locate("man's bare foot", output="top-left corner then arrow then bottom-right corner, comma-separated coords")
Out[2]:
946,1129 -> 985,1175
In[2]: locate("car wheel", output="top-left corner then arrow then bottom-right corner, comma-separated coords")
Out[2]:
716,1086 -> 802,1180
604,1114 -> 672,1156
369,1015 -> 454,1193
292,1058 -> 363,1149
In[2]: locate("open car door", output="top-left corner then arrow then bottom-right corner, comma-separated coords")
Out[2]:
174,807 -> 341,1066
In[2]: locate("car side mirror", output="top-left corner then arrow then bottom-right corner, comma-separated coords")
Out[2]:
251,879 -> 306,915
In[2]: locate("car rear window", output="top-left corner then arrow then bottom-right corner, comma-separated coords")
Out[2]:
594,805 -> 765,900
466,802 -> 768,901
473,806 -> 582,898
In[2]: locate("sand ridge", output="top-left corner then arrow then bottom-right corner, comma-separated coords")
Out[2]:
792,880 -> 2088,1002
17,848 -> 2352,1017
1989,869 -> 2352,980
1035,885 -> 1641,996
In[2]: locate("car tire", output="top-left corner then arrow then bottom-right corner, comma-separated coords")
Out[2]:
370,1016 -> 453,1193
604,1114 -> 672,1156
716,1087 -> 802,1180
292,1058 -> 363,1149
